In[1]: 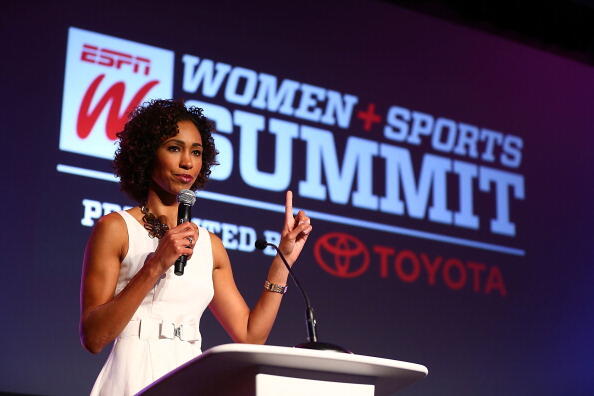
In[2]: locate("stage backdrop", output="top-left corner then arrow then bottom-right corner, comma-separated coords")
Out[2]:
2,1 -> 593,395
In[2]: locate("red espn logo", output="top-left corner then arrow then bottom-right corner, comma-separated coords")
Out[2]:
76,43 -> 159,140
77,74 -> 158,140
81,43 -> 151,75
59,27 -> 174,160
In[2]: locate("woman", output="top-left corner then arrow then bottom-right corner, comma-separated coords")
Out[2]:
80,99 -> 312,395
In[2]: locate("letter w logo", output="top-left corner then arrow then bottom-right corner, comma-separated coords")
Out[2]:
77,74 -> 159,140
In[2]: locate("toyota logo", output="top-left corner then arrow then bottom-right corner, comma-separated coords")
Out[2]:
314,232 -> 370,278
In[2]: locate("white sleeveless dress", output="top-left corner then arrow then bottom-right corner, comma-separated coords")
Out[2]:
90,211 -> 214,396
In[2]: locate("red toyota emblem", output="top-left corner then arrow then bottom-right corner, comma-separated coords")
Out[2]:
314,232 -> 370,278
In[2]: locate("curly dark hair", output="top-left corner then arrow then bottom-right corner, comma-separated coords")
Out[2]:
113,99 -> 218,203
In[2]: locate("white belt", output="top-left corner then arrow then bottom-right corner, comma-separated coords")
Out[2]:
119,318 -> 201,342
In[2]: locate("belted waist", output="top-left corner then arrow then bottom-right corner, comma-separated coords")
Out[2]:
119,318 -> 201,342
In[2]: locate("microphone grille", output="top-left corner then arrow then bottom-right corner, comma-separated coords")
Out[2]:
177,189 -> 196,206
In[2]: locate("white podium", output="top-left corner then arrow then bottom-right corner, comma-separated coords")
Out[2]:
139,344 -> 428,396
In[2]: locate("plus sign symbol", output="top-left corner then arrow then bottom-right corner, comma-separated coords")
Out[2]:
356,103 -> 382,132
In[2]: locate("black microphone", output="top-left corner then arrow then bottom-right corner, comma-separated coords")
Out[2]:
174,189 -> 196,276
255,239 -> 350,353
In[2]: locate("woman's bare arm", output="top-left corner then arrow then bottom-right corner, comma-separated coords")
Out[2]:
79,212 -> 198,354
209,191 -> 312,344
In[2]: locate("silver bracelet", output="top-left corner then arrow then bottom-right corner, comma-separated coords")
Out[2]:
264,280 -> 288,294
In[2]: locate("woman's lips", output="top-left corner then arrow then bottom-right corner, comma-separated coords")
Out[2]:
175,174 -> 193,184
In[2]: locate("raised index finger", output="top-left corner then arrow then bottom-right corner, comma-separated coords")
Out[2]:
285,190 -> 294,224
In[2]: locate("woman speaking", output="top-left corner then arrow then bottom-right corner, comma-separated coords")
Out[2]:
79,99 -> 312,395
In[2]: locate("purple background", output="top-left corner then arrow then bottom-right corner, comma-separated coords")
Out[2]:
2,1 -> 593,395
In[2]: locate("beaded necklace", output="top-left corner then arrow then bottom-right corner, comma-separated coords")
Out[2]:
140,205 -> 169,239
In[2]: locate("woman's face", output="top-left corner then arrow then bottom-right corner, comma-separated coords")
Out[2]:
151,120 -> 203,196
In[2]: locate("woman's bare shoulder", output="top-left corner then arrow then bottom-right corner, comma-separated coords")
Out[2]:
208,231 -> 230,270
94,211 -> 127,233
88,212 -> 129,259
208,230 -> 222,244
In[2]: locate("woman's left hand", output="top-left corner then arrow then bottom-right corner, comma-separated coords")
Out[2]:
278,190 -> 312,265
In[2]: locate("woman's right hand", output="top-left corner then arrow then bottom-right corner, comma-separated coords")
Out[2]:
146,222 -> 199,276
80,215 -> 198,354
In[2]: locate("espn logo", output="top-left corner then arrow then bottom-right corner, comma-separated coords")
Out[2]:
80,44 -> 151,75
59,27 -> 174,160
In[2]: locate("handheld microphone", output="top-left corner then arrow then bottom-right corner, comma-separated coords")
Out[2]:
174,189 -> 196,276
255,239 -> 350,353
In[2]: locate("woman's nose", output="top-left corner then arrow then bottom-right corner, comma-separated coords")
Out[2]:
179,151 -> 193,169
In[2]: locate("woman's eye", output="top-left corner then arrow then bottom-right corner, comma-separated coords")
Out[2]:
193,150 -> 202,157
167,146 -> 180,152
